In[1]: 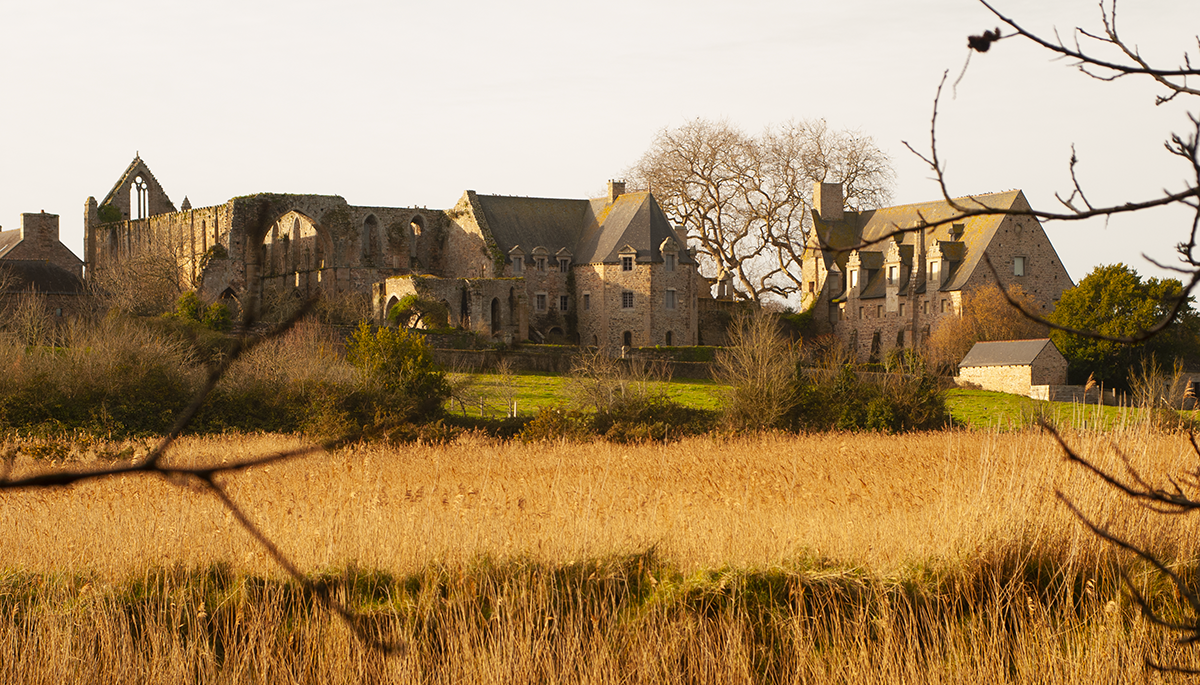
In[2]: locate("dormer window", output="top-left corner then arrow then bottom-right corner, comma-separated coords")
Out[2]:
887,265 -> 897,285
513,256 -> 523,273
850,270 -> 859,288
665,253 -> 676,271
622,256 -> 634,271
928,260 -> 939,283
558,257 -> 570,272
536,257 -> 547,272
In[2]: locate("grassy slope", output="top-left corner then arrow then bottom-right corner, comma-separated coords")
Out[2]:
446,370 -> 1140,431
445,371 -> 725,418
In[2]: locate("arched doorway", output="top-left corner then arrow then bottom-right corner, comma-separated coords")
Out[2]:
385,296 -> 400,325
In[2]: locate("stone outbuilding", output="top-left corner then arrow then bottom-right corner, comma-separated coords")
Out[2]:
0,211 -> 88,318
957,338 -> 1068,397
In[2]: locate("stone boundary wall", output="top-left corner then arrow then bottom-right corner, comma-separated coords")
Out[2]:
1030,385 -> 1123,405
430,348 -> 713,379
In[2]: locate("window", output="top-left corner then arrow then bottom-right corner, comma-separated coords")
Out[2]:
583,293 -> 591,310
665,330 -> 673,345
941,299 -> 948,313
622,291 -> 634,309
623,331 -> 632,347
922,300 -> 928,315
622,255 -> 634,271
876,305 -> 883,318
888,265 -> 897,285
859,306 -> 864,319
665,253 -> 676,271
536,293 -> 547,311
512,256 -> 523,274
536,257 -> 547,272
838,306 -> 845,321
1014,256 -> 1026,276
899,303 -> 905,316
850,270 -> 858,288
928,260 -> 939,283
665,289 -> 677,310
807,281 -> 815,293
558,257 -> 570,272
559,295 -> 569,311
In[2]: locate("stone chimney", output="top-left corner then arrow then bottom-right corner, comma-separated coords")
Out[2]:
608,180 -> 626,204
813,182 -> 844,222
20,211 -> 60,251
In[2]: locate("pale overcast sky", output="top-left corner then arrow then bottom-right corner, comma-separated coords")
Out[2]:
2,0 -> 1197,283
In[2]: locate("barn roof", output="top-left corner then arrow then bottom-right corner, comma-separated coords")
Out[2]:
959,338 -> 1057,368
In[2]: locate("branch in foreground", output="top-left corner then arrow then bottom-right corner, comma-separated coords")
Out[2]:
1047,420 -> 1200,671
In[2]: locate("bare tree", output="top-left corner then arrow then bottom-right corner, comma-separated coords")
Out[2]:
925,1 -> 1200,672
628,118 -> 894,304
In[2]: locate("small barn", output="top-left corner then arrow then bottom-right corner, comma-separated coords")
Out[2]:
958,338 -> 1068,397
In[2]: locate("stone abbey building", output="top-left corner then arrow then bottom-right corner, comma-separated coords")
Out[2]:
84,157 -> 701,347
801,183 -> 1073,360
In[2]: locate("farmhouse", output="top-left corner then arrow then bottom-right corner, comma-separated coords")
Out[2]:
85,158 -> 702,347
801,183 -> 1073,360
0,211 -> 87,317
958,338 -> 1068,397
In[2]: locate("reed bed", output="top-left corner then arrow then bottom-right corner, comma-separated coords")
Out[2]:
1,426 -> 1198,682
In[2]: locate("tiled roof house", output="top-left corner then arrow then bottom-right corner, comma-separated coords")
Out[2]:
801,183 -> 1073,361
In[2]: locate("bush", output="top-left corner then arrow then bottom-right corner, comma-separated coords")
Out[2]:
715,311 -> 798,431
788,362 -> 949,433
346,322 -> 449,424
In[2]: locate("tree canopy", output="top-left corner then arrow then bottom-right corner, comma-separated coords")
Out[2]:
628,118 -> 894,304
925,284 -> 1048,375
1047,263 -> 1199,388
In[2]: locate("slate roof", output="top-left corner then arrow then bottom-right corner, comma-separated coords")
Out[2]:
813,189 -> 1026,294
474,190 -> 694,266
0,259 -> 85,295
0,229 -> 20,259
959,338 -> 1057,368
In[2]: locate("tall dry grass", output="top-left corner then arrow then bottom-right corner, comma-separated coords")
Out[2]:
2,428 -> 1199,681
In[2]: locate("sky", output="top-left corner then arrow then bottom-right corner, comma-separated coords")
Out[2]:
2,0 -> 1198,284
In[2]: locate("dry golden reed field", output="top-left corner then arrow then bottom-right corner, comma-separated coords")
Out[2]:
3,427 -> 1200,683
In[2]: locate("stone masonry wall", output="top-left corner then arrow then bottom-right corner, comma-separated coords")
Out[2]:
958,363 -> 1034,396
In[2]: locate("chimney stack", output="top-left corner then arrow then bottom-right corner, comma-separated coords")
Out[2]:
608,180 -> 626,204
813,182 -> 844,221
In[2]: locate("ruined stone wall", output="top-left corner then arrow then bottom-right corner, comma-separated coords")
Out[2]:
441,192 -> 500,280
372,274 -> 526,341
88,203 -> 232,291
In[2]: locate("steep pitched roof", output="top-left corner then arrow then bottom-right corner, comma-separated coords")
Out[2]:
472,190 -> 694,267
0,259 -> 85,295
0,229 -> 20,259
575,192 -> 694,265
959,338 -> 1057,368
472,194 -> 591,257
813,190 -> 1026,292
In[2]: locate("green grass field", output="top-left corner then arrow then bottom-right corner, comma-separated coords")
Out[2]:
444,370 -> 1160,431
444,371 -> 725,418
